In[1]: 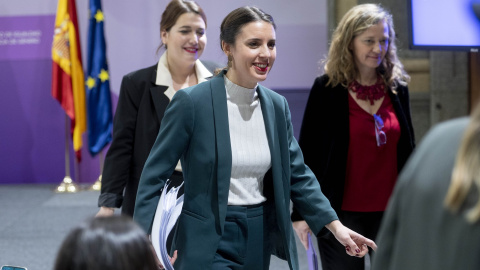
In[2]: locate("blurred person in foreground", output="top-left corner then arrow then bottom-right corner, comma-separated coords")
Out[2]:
54,216 -> 160,270
372,104 -> 480,270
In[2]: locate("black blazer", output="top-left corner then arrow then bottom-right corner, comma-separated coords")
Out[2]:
292,74 -> 415,220
98,61 -> 218,216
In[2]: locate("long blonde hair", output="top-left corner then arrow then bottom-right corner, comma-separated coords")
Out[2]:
324,4 -> 409,90
444,104 -> 480,223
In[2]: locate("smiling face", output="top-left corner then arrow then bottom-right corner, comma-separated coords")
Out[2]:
161,12 -> 206,66
351,20 -> 389,75
223,21 -> 276,88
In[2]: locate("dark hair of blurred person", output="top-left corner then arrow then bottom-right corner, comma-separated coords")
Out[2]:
54,216 -> 158,270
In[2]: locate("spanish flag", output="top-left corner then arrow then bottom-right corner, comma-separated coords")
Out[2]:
51,0 -> 87,161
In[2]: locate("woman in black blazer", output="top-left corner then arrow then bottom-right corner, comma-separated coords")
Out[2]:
96,0 -> 216,217
291,4 -> 415,270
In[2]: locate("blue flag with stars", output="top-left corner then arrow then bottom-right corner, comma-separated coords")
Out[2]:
86,0 -> 113,156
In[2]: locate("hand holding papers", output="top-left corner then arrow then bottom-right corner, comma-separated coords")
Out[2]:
151,180 -> 184,270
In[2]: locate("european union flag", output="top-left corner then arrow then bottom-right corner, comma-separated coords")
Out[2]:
86,0 -> 113,156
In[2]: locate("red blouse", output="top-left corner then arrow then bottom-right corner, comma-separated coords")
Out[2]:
341,93 -> 401,212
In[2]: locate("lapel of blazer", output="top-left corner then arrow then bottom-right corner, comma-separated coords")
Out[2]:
257,85 -> 288,212
257,85 -> 294,252
148,68 -> 169,122
257,85 -> 277,171
388,89 -> 408,131
210,71 -> 232,233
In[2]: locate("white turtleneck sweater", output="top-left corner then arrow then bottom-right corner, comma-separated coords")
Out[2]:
224,76 -> 271,205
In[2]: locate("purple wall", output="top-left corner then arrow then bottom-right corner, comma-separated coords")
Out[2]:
0,57 -> 109,184
0,0 -> 326,184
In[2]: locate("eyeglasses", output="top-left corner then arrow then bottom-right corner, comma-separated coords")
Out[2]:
373,114 -> 386,146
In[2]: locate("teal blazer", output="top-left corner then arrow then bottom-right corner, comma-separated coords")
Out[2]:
133,71 -> 338,270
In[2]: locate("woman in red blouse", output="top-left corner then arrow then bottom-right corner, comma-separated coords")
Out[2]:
291,4 -> 415,270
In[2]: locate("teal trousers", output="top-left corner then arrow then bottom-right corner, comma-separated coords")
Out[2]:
212,203 -> 271,269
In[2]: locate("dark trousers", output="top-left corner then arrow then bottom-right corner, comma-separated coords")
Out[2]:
212,203 -> 271,270
318,211 -> 383,270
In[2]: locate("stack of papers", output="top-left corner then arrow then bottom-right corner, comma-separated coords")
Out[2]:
151,180 -> 184,270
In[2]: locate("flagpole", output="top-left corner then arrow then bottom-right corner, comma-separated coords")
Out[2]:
90,150 -> 103,191
56,114 -> 79,193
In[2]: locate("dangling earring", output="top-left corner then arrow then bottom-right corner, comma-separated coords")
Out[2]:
227,54 -> 233,69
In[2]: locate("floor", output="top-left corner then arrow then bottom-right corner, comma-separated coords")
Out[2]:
0,184 -> 327,270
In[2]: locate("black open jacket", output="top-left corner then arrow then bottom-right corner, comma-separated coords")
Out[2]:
291,74 -> 415,222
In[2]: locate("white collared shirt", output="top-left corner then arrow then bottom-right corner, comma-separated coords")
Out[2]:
155,51 -> 212,100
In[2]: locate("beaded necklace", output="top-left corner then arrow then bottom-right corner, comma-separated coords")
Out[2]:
349,77 -> 386,105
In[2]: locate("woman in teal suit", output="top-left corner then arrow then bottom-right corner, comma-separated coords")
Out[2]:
133,6 -> 376,270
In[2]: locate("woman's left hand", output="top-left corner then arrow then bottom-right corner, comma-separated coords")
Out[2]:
325,220 -> 377,257
292,220 -> 311,250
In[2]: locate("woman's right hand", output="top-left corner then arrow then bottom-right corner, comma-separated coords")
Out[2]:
95,206 -> 115,217
292,220 -> 311,250
325,220 -> 376,257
